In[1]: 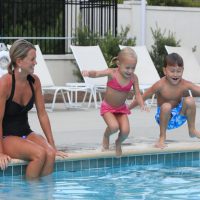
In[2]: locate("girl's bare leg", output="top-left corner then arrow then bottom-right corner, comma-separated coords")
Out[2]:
102,113 -> 119,150
115,114 -> 130,156
27,133 -> 56,177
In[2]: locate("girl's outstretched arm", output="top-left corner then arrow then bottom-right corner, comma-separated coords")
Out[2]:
129,80 -> 159,110
82,68 -> 112,78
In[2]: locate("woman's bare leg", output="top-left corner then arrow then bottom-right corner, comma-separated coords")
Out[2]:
3,136 -> 46,180
27,133 -> 56,177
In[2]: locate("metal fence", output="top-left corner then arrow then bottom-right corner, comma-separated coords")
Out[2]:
0,0 -> 117,54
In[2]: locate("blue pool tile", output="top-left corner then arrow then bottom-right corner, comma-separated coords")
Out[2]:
97,158 -> 105,168
128,156 -> 136,166
12,165 -> 22,176
3,166 -> 13,176
121,156 -> 129,167
143,155 -> 151,165
64,161 -> 73,171
113,157 -> 121,167
21,165 -> 26,175
89,159 -> 98,169
136,155 -> 143,165
72,160 -> 82,172
192,152 -> 199,161
150,154 -> 158,165
105,158 -> 113,168
81,159 -> 90,170
186,152 -> 193,162
0,170 -> 3,177
165,154 -> 172,166
172,153 -> 180,165
179,152 -> 186,166
56,161 -> 65,171
157,154 -> 165,164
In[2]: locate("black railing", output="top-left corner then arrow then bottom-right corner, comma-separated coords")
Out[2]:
0,0 -> 117,54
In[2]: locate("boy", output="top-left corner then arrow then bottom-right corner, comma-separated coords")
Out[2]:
129,53 -> 200,148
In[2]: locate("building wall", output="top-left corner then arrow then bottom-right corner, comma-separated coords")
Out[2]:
118,2 -> 200,63
45,2 -> 200,85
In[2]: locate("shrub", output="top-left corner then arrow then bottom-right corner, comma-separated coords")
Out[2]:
99,26 -> 136,68
149,25 -> 181,77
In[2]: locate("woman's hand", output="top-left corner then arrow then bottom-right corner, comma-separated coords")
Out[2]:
0,153 -> 11,170
56,150 -> 68,158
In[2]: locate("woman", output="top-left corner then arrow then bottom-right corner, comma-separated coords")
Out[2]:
0,39 -> 67,179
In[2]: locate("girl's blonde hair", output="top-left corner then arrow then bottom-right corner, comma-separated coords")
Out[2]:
111,47 -> 137,67
8,39 -> 36,74
118,47 -> 137,62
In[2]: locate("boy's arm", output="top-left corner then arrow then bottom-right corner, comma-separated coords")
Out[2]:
188,82 -> 200,96
132,75 -> 145,109
82,68 -> 112,78
129,81 -> 159,110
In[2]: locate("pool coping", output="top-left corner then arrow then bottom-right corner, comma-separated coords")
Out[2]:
1,141 -> 200,177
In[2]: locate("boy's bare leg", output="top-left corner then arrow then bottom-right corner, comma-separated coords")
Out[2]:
181,97 -> 200,138
155,103 -> 171,149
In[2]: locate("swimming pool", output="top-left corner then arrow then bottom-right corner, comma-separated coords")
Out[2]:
1,164 -> 200,200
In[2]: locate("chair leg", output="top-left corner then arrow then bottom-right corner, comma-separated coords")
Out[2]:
87,90 -> 93,108
50,89 -> 59,111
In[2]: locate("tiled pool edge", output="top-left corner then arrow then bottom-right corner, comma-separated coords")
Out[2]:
2,146 -> 200,177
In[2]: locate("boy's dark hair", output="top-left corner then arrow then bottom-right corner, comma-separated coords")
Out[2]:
164,53 -> 184,68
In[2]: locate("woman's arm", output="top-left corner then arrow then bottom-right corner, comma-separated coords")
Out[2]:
0,77 -> 11,169
34,75 -> 67,157
33,76 -> 56,147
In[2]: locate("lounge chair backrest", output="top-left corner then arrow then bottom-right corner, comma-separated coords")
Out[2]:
34,45 -> 55,87
119,45 -> 160,85
70,45 -> 108,86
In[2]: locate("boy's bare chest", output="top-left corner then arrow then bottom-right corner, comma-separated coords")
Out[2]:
159,85 -> 184,100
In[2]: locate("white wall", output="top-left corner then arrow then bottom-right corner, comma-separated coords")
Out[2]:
118,2 -> 200,63
45,2 -> 200,85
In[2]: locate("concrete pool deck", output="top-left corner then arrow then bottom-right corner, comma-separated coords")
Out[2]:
7,102 -> 200,166
30,103 -> 200,157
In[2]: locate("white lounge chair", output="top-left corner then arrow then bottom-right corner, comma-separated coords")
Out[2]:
165,46 -> 200,96
0,50 -> 10,77
119,45 -> 160,106
7,44 -> 86,111
70,45 -> 108,108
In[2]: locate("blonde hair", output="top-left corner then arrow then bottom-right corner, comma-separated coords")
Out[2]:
8,39 -> 36,74
118,47 -> 137,62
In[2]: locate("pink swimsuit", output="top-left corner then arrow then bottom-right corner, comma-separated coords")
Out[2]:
100,72 -> 134,116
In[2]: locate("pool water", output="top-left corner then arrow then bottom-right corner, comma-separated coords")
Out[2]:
1,164 -> 200,200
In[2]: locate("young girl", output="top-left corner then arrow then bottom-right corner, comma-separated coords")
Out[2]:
82,47 -> 146,156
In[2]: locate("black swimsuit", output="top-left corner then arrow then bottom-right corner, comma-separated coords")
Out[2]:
3,73 -> 35,137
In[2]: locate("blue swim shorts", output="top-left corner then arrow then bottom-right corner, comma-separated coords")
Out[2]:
155,100 -> 187,130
